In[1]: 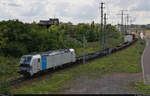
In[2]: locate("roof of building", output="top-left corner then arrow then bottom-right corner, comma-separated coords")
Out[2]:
39,18 -> 59,25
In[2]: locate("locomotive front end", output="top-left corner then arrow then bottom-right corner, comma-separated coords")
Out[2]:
18,55 -> 32,77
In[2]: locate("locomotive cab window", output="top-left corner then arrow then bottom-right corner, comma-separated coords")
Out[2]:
38,58 -> 40,62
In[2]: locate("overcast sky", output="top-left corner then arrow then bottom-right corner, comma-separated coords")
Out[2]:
0,0 -> 149,25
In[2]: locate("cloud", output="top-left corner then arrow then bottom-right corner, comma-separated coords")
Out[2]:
0,0 -> 149,24
131,0 -> 150,11
8,3 -> 21,7
55,2 -> 98,19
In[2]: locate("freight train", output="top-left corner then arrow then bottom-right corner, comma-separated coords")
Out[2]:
18,35 -> 137,77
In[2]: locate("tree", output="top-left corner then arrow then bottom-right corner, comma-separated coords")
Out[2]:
0,20 -> 121,57
0,32 -> 7,49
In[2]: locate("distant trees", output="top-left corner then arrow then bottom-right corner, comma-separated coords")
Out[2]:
106,24 -> 120,39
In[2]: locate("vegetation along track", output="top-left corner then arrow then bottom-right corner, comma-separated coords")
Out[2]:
10,39 -> 137,88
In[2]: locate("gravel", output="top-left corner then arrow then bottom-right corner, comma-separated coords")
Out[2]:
62,73 -> 142,94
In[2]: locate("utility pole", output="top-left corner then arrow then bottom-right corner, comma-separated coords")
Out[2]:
138,32 -> 141,71
130,17 -> 133,25
104,13 -> 107,50
127,14 -> 129,28
83,35 -> 86,64
121,10 -> 124,34
126,14 -> 130,34
100,2 -> 104,50
119,10 -> 127,35
130,16 -> 133,32
124,15 -> 127,35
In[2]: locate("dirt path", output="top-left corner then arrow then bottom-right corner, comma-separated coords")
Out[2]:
61,73 -> 142,94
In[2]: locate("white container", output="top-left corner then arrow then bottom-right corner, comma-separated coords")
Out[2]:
124,35 -> 133,42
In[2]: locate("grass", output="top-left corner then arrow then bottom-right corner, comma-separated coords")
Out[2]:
15,73 -> 71,94
130,81 -> 150,94
13,40 -> 143,94
146,30 -> 150,33
0,56 -> 20,95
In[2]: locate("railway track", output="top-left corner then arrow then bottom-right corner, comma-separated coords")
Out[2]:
9,39 -> 137,87
9,76 -> 25,85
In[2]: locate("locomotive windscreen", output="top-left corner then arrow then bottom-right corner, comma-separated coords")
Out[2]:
20,56 -> 32,64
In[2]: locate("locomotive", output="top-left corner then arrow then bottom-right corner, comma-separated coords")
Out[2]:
18,49 -> 76,76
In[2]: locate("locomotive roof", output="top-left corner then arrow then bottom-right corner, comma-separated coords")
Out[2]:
30,49 -> 71,56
